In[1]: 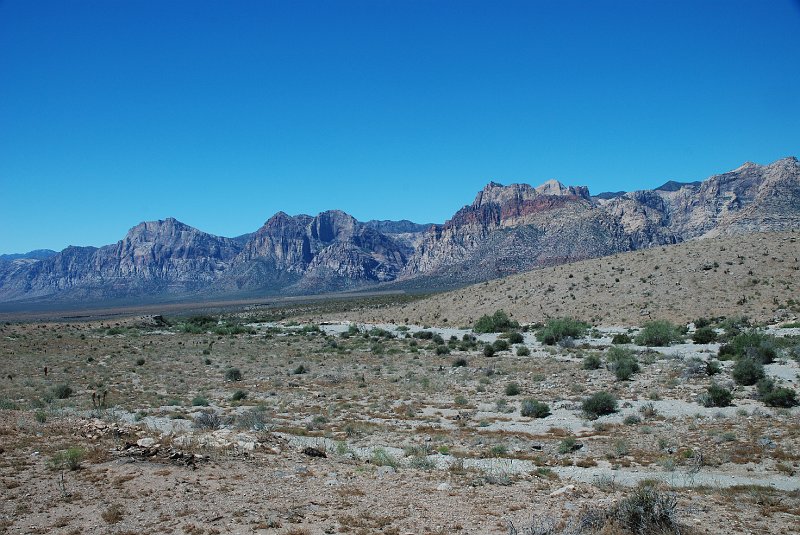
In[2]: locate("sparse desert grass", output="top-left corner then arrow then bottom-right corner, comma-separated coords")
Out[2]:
0,307 -> 798,534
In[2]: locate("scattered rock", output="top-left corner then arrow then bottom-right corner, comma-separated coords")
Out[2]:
302,446 -> 327,458
376,466 -> 396,477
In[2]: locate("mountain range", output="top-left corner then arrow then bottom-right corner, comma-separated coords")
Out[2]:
1,156 -> 798,307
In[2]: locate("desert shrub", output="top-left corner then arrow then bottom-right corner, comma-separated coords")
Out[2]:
194,409 -> 222,430
611,333 -> 632,344
557,436 -> 578,454
435,345 -> 450,355
413,330 -> 434,339
213,323 -> 255,336
236,405 -> 270,431
473,310 -> 520,333
583,354 -> 602,370
370,448 -> 398,468
706,359 -> 722,375
700,383 -> 732,407
757,378 -> 798,407
367,327 -> 393,339
101,504 -> 125,524
731,357 -> 764,386
692,327 -> 718,344
635,320 -> 681,346
720,331 -> 777,364
52,384 -> 72,400
763,387 -> 798,408
49,447 -> 84,471
582,391 -> 617,419
536,317 -> 589,345
224,367 -> 242,382
431,334 -> 445,345
293,364 -> 308,374
230,390 -> 248,401
505,382 -> 521,396
507,331 -> 524,344
135,357 -> 146,366
483,344 -> 496,357
606,347 -> 640,381
191,396 -> 210,406
520,399 -> 550,418
493,339 -> 509,352
0,399 -> 19,410
516,346 -> 530,356
180,315 -> 216,333
639,402 -> 658,418
452,357 -> 468,367
612,487 -> 680,535
408,455 -> 435,470
694,317 -> 712,328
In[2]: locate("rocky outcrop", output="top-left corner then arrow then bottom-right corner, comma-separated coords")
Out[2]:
401,157 -> 800,281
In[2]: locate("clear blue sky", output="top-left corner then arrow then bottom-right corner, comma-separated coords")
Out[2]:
1,0 -> 798,253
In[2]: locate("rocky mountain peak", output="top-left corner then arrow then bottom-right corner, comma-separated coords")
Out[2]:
472,179 -> 590,209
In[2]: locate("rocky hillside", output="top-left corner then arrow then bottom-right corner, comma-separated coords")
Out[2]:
399,157 -> 800,283
0,157 -> 798,306
322,231 -> 800,326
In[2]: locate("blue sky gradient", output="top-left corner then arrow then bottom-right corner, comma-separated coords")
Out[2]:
1,0 -> 798,252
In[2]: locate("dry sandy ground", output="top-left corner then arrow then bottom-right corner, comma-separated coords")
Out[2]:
1,314 -> 799,534
311,232 -> 800,328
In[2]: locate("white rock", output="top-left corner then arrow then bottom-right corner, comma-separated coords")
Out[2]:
136,438 -> 156,448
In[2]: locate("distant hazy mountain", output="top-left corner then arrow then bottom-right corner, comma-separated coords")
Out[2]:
1,157 -> 798,306
0,249 -> 57,261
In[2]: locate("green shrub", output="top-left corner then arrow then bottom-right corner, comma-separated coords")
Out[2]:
293,364 -> 308,374
507,332 -> 524,344
191,396 -> 209,406
606,346 -> 640,381
692,327 -> 718,344
224,368 -> 242,382
483,345 -> 496,357
536,317 -> 589,345
520,399 -> 550,418
135,357 -> 146,366
370,447 -> 398,468
583,354 -> 602,370
763,387 -> 798,408
505,382 -> 521,396
516,346 -> 530,356
757,378 -> 798,407
49,447 -> 84,471
52,384 -> 72,400
230,390 -> 248,401
452,357 -> 468,367
700,383 -> 732,407
694,317 -> 712,329
611,333 -> 632,344
706,359 -> 722,375
435,345 -> 450,355
474,310 -> 520,333
720,331 -> 777,364
612,487 -> 680,535
582,391 -> 617,419
731,357 -> 764,386
413,330 -> 434,340
557,436 -> 578,454
635,320 -> 681,346
193,409 -> 221,430
492,339 -> 509,352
